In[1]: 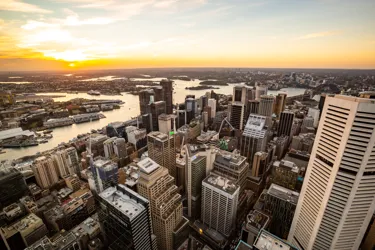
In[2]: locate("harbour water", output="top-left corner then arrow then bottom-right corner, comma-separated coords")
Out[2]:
0,78 -> 307,161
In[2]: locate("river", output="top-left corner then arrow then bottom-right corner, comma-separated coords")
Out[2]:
1,78 -> 307,161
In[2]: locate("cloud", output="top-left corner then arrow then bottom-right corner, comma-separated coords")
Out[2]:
181,22 -> 196,27
296,31 -> 341,40
0,0 -> 52,13
21,20 -> 59,30
154,0 -> 179,8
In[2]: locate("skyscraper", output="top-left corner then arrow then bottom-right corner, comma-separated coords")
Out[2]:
139,89 -> 155,115
208,98 -> 217,118
0,167 -> 28,209
201,173 -> 240,236
147,131 -> 176,178
158,113 -> 172,134
251,151 -> 268,178
136,157 -> 182,250
184,144 -> 216,218
32,156 -> 59,189
277,111 -> 295,137
160,79 -> 173,114
150,101 -> 166,131
91,158 -> 118,193
103,137 -> 117,158
113,137 -> 127,159
230,86 -> 247,130
273,93 -> 287,117
289,95 -> 375,250
97,185 -> 153,250
240,114 -> 268,168
258,95 -> 275,117
255,85 -> 267,100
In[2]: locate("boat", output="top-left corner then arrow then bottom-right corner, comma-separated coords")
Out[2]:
3,139 -> 39,148
87,90 -> 100,96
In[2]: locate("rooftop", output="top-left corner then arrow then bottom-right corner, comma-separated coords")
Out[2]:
246,210 -> 270,231
254,230 -> 298,250
148,131 -> 169,141
99,186 -> 145,221
215,149 -> 247,169
267,184 -> 299,204
243,114 -> 267,138
0,127 -> 35,141
236,241 -> 253,250
137,157 -> 160,174
203,173 -> 239,195
273,160 -> 299,173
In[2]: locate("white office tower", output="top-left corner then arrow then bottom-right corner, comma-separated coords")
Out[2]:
158,113 -> 172,134
307,107 -> 320,128
288,95 -> 375,250
258,95 -> 275,117
208,98 -> 217,118
255,85 -> 268,100
201,173 -> 239,236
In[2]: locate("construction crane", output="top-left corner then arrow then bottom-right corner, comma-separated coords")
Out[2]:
218,117 -> 235,135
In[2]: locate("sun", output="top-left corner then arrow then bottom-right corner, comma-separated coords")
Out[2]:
69,63 -> 76,67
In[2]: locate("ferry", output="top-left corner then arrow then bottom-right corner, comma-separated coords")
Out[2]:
87,90 -> 100,96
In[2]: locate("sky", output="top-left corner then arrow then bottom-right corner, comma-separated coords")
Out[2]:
0,0 -> 374,71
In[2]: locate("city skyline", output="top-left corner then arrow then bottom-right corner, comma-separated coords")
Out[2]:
1,0 -> 375,71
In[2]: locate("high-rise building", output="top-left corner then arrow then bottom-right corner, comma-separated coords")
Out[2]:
103,137 -> 117,158
307,107 -> 320,128
0,167 -> 28,209
253,229 -> 299,250
201,173 -> 240,236
153,85 -> 164,101
185,97 -> 197,123
246,100 -> 260,118
106,121 -> 126,138
184,144 -> 216,218
97,185 -> 153,250
150,101 -> 166,131
212,149 -> 249,194
271,160 -> 300,190
86,134 -> 109,157
277,111 -> 295,137
32,156 -> 59,189
260,184 -> 299,239
208,98 -> 217,118
230,102 -> 245,130
139,89 -> 155,115
158,113 -> 173,134
251,151 -> 268,178
273,93 -> 287,117
126,126 -> 147,150
258,95 -> 275,117
289,95 -> 375,250
301,116 -> 314,133
113,137 -> 127,159
148,131 -> 176,178
160,79 -> 173,114
255,85 -> 267,100
240,114 -> 268,168
136,157 -> 183,250
52,148 -> 79,178
90,158 -> 118,193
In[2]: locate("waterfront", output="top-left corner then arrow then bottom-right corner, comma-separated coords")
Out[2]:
0,78 -> 307,161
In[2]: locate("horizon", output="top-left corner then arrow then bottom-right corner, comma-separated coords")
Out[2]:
1,0 -> 375,71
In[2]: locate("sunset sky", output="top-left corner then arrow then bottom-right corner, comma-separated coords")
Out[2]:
0,0 -> 374,71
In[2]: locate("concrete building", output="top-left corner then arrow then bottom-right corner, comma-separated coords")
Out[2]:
148,131 -> 176,178
307,107 -> 320,128
246,100 -> 260,118
0,213 -> 48,250
113,137 -> 127,159
32,156 -> 59,189
103,137 -> 117,159
184,144 -> 217,218
213,149 -> 249,194
137,157 -> 183,250
272,160 -> 300,191
301,116 -> 314,133
160,79 -> 173,114
241,210 -> 270,246
255,85 -> 268,101
0,167 -> 28,209
208,98 -> 217,118
52,148 -> 79,178
97,185 -> 153,250
230,102 -> 245,130
291,133 -> 315,153
86,134 -> 108,157
277,111 -> 295,137
201,173 -> 240,237
240,114 -> 268,168
289,95 -> 375,250
258,95 -> 274,117
158,113 -> 173,134
126,126 -> 147,150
